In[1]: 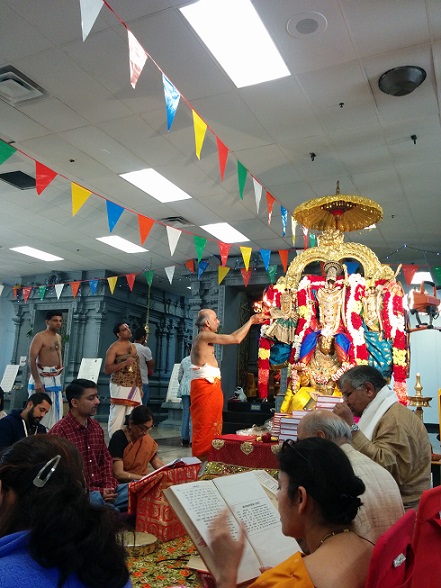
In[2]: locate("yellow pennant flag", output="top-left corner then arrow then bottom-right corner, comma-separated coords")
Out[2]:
107,276 -> 118,294
192,110 -> 207,160
72,183 -> 92,216
218,265 -> 230,285
240,246 -> 252,271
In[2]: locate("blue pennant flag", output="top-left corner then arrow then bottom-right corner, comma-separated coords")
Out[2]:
89,279 -> 99,295
106,201 -> 124,233
260,249 -> 271,271
198,260 -> 209,279
281,206 -> 287,237
345,261 -> 359,275
163,74 -> 181,131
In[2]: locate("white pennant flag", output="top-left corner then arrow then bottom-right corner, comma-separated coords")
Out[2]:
253,178 -> 262,214
291,216 -> 297,245
55,283 -> 64,300
164,266 -> 175,284
166,226 -> 181,256
128,31 -> 148,89
0,284 -> 3,297
80,0 -> 103,41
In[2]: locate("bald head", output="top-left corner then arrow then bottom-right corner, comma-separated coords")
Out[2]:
195,309 -> 216,329
297,410 -> 352,445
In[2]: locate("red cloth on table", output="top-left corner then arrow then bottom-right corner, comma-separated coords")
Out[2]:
208,436 -> 279,469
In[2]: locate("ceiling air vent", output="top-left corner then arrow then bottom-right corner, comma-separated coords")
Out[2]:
159,216 -> 194,228
0,65 -> 47,105
0,171 -> 36,190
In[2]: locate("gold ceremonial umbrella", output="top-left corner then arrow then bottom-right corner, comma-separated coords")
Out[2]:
294,182 -> 383,232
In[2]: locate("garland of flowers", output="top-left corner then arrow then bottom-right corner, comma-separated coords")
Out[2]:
345,274 -> 369,365
257,285 -> 283,398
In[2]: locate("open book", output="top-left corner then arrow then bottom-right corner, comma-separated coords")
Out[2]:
164,470 -> 300,585
136,456 -> 201,482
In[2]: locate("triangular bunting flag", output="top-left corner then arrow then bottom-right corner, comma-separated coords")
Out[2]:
309,233 -> 317,248
192,110 -> 207,160
145,270 -> 154,287
216,137 -> 228,180
0,141 -> 17,165
345,261 -> 360,276
198,260 -> 209,279
240,246 -> 252,272
106,200 -> 124,233
0,284 -> 4,297
166,226 -> 181,256
55,283 -> 64,300
268,265 -> 278,284
36,161 -> 57,195
237,161 -> 247,200
23,287 -> 32,303
72,183 -> 91,216
107,276 -> 118,294
240,268 -> 252,287
253,178 -> 262,214
218,265 -> 230,285
12,286 -> 20,300
218,242 -> 230,266
402,264 -> 418,286
89,279 -> 99,295
302,226 -> 309,250
128,30 -> 147,89
194,235 -> 207,263
260,249 -> 271,271
281,206 -> 288,237
80,0 -> 103,41
163,74 -> 181,131
126,273 -> 136,291
39,286 -> 46,300
138,215 -> 155,245
278,250 -> 289,273
164,266 -> 175,284
433,266 -> 441,286
71,281 -> 81,298
185,259 -> 195,273
266,192 -> 275,226
291,216 -> 297,245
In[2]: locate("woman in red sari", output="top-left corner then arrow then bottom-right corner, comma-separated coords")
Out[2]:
108,405 -> 164,482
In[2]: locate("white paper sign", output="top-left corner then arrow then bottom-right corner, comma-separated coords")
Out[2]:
19,356 -> 27,367
77,358 -> 103,383
165,363 -> 182,403
1,364 -> 20,392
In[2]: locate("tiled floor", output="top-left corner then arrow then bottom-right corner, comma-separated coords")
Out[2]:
150,424 -> 193,463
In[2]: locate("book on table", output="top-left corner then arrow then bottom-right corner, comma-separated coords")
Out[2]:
163,470 -> 300,585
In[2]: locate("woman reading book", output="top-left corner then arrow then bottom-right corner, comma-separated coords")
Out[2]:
108,405 -> 164,482
209,437 -> 374,588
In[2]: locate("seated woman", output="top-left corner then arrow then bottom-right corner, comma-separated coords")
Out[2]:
209,437 -> 374,588
0,435 -> 130,588
108,405 -> 164,482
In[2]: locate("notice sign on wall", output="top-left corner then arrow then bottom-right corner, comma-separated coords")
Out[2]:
165,363 -> 182,403
77,358 -> 103,383
0,364 -> 20,392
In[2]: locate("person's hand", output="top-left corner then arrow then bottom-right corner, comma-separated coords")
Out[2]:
251,313 -> 266,325
34,380 -> 45,392
333,402 -> 355,426
102,488 -> 117,502
209,510 -> 245,588
125,357 -> 136,367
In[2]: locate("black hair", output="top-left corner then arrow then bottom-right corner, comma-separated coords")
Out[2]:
278,437 -> 365,525
0,436 -> 129,588
113,322 -> 125,337
45,310 -> 62,321
65,379 -> 97,409
134,327 -> 146,340
124,405 -> 153,426
0,387 -> 4,412
338,365 -> 387,393
28,392 -> 52,407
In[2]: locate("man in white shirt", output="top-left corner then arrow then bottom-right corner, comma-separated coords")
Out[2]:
133,327 -> 154,406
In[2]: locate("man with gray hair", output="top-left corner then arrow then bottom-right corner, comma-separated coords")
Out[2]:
297,410 -> 404,543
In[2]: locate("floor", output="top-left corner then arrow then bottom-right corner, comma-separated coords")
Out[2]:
150,424 -> 193,463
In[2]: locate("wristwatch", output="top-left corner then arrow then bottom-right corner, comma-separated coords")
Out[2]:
350,423 -> 360,433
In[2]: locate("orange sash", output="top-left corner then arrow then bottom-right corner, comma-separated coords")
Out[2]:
123,434 -> 158,476
249,552 -> 314,588
190,378 -> 223,461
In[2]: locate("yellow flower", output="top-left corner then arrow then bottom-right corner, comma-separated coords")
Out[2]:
298,305 -> 309,318
392,348 -> 406,366
258,348 -> 270,360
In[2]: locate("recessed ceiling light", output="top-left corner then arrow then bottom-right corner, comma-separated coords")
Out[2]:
200,222 -> 249,243
96,236 -> 148,253
120,169 -> 192,203
180,0 -> 290,88
411,271 -> 432,285
10,246 -> 63,262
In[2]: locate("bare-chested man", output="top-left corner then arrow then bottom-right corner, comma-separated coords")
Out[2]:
28,310 -> 64,429
104,322 -> 142,437
190,309 -> 265,461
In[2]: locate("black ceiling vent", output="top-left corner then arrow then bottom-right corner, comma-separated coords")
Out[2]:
159,216 -> 194,228
378,66 -> 426,96
0,170 -> 36,190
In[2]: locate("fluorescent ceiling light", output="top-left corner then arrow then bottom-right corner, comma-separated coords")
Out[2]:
201,222 -> 249,243
120,169 -> 192,203
411,271 -> 432,285
96,236 -> 147,254
180,0 -> 290,88
10,246 -> 63,262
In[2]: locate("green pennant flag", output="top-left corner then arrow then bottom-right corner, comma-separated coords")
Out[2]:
237,161 -> 247,200
194,235 -> 207,263
145,270 -> 154,287
433,266 -> 441,286
0,141 -> 16,165
309,233 -> 317,247
267,265 -> 278,284
39,286 -> 46,300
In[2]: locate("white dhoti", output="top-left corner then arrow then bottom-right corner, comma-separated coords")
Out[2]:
108,382 -> 142,437
28,365 -> 64,429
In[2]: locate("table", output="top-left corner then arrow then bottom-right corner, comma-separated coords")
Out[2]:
207,434 -> 280,469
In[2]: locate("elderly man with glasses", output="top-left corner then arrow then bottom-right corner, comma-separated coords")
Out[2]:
334,365 -> 431,510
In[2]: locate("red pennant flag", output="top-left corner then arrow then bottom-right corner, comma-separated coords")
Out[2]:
266,192 -> 275,225
23,286 -> 32,303
402,264 -> 418,286
278,249 -> 289,273
185,259 -> 195,273
71,281 -> 81,298
36,161 -> 57,195
218,242 -> 231,267
240,268 -> 252,287
12,286 -> 20,300
126,273 -> 136,291
216,137 -> 229,181
138,215 -> 155,245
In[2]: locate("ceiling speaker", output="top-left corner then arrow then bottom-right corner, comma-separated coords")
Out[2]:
378,66 -> 426,96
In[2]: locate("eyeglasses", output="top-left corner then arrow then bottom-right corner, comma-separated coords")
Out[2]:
137,423 -> 154,432
341,385 -> 362,400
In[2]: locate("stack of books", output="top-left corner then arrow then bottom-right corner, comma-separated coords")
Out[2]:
279,411 -> 308,442
315,395 -> 344,411
270,412 -> 285,437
